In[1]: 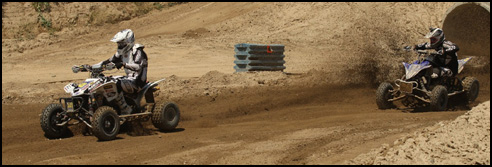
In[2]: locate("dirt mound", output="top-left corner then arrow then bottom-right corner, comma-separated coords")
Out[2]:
182,27 -> 211,39
346,101 -> 490,165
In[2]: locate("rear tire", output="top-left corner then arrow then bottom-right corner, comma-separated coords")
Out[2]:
40,103 -> 68,139
152,102 -> 180,131
376,82 -> 396,109
430,85 -> 448,111
462,77 -> 479,104
91,106 -> 120,141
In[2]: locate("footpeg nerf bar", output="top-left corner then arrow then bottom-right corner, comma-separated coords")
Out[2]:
119,112 -> 152,118
119,112 -> 153,124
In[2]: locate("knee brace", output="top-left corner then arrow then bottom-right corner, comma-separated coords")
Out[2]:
118,79 -> 135,94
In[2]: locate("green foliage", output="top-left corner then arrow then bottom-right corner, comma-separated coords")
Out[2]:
38,14 -> 52,29
32,2 -> 57,35
168,2 -> 186,7
153,2 -> 164,11
33,2 -> 51,13
134,2 -> 152,16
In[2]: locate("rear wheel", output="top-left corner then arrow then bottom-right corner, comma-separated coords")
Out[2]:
91,106 -> 120,141
152,102 -> 180,131
430,85 -> 448,111
40,103 -> 68,139
376,82 -> 396,109
461,77 -> 479,104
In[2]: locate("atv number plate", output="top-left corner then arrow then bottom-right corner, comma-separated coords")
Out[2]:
67,102 -> 74,112
399,82 -> 413,94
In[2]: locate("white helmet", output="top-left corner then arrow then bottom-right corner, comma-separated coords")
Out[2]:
110,29 -> 135,55
424,27 -> 445,48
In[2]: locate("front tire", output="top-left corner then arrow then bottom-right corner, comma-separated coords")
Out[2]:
40,103 -> 68,139
91,106 -> 120,141
152,102 -> 180,131
430,85 -> 448,111
376,82 -> 396,109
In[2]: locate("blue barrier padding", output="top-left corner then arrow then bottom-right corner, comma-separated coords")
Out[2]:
233,43 -> 286,72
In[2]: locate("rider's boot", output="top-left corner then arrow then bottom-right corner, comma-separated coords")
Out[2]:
431,67 -> 440,79
116,92 -> 132,115
440,68 -> 453,77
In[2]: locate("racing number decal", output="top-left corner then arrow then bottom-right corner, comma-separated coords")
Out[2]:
67,102 -> 74,111
104,85 -> 116,98
91,82 -> 118,101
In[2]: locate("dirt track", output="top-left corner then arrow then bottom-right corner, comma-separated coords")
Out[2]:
3,83 -> 488,165
2,2 -> 490,165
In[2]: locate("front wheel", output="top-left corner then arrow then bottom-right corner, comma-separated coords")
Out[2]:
376,82 -> 396,109
430,85 -> 448,111
40,103 -> 69,139
152,102 -> 180,131
91,106 -> 120,141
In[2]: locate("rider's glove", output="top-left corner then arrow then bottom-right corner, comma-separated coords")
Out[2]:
106,62 -> 115,70
115,62 -> 123,69
403,46 -> 412,51
72,65 -> 80,73
414,43 -> 429,50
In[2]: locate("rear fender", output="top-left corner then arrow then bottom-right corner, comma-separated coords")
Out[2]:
457,57 -> 472,74
135,78 -> 166,107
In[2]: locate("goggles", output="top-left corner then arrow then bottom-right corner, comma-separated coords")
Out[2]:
117,42 -> 127,49
430,37 -> 438,44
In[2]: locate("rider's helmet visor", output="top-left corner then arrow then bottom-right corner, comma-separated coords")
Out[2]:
430,37 -> 438,44
117,42 -> 127,49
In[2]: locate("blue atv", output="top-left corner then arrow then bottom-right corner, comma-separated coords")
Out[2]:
376,46 -> 479,111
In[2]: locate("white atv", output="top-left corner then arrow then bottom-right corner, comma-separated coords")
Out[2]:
40,63 -> 180,141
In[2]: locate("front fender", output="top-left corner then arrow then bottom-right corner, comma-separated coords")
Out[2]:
403,61 -> 432,80
64,83 -> 75,94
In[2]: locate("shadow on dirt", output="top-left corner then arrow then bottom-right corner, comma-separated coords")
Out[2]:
158,128 -> 185,133
56,119 -> 185,140
120,121 -> 185,136
398,99 -> 472,113
96,137 -> 124,142
394,89 -> 482,113
44,129 -> 75,140
120,121 -> 155,136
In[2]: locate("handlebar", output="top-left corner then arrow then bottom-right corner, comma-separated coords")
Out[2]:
402,46 -> 439,55
72,63 -> 116,80
71,64 -> 90,73
72,62 -> 116,73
